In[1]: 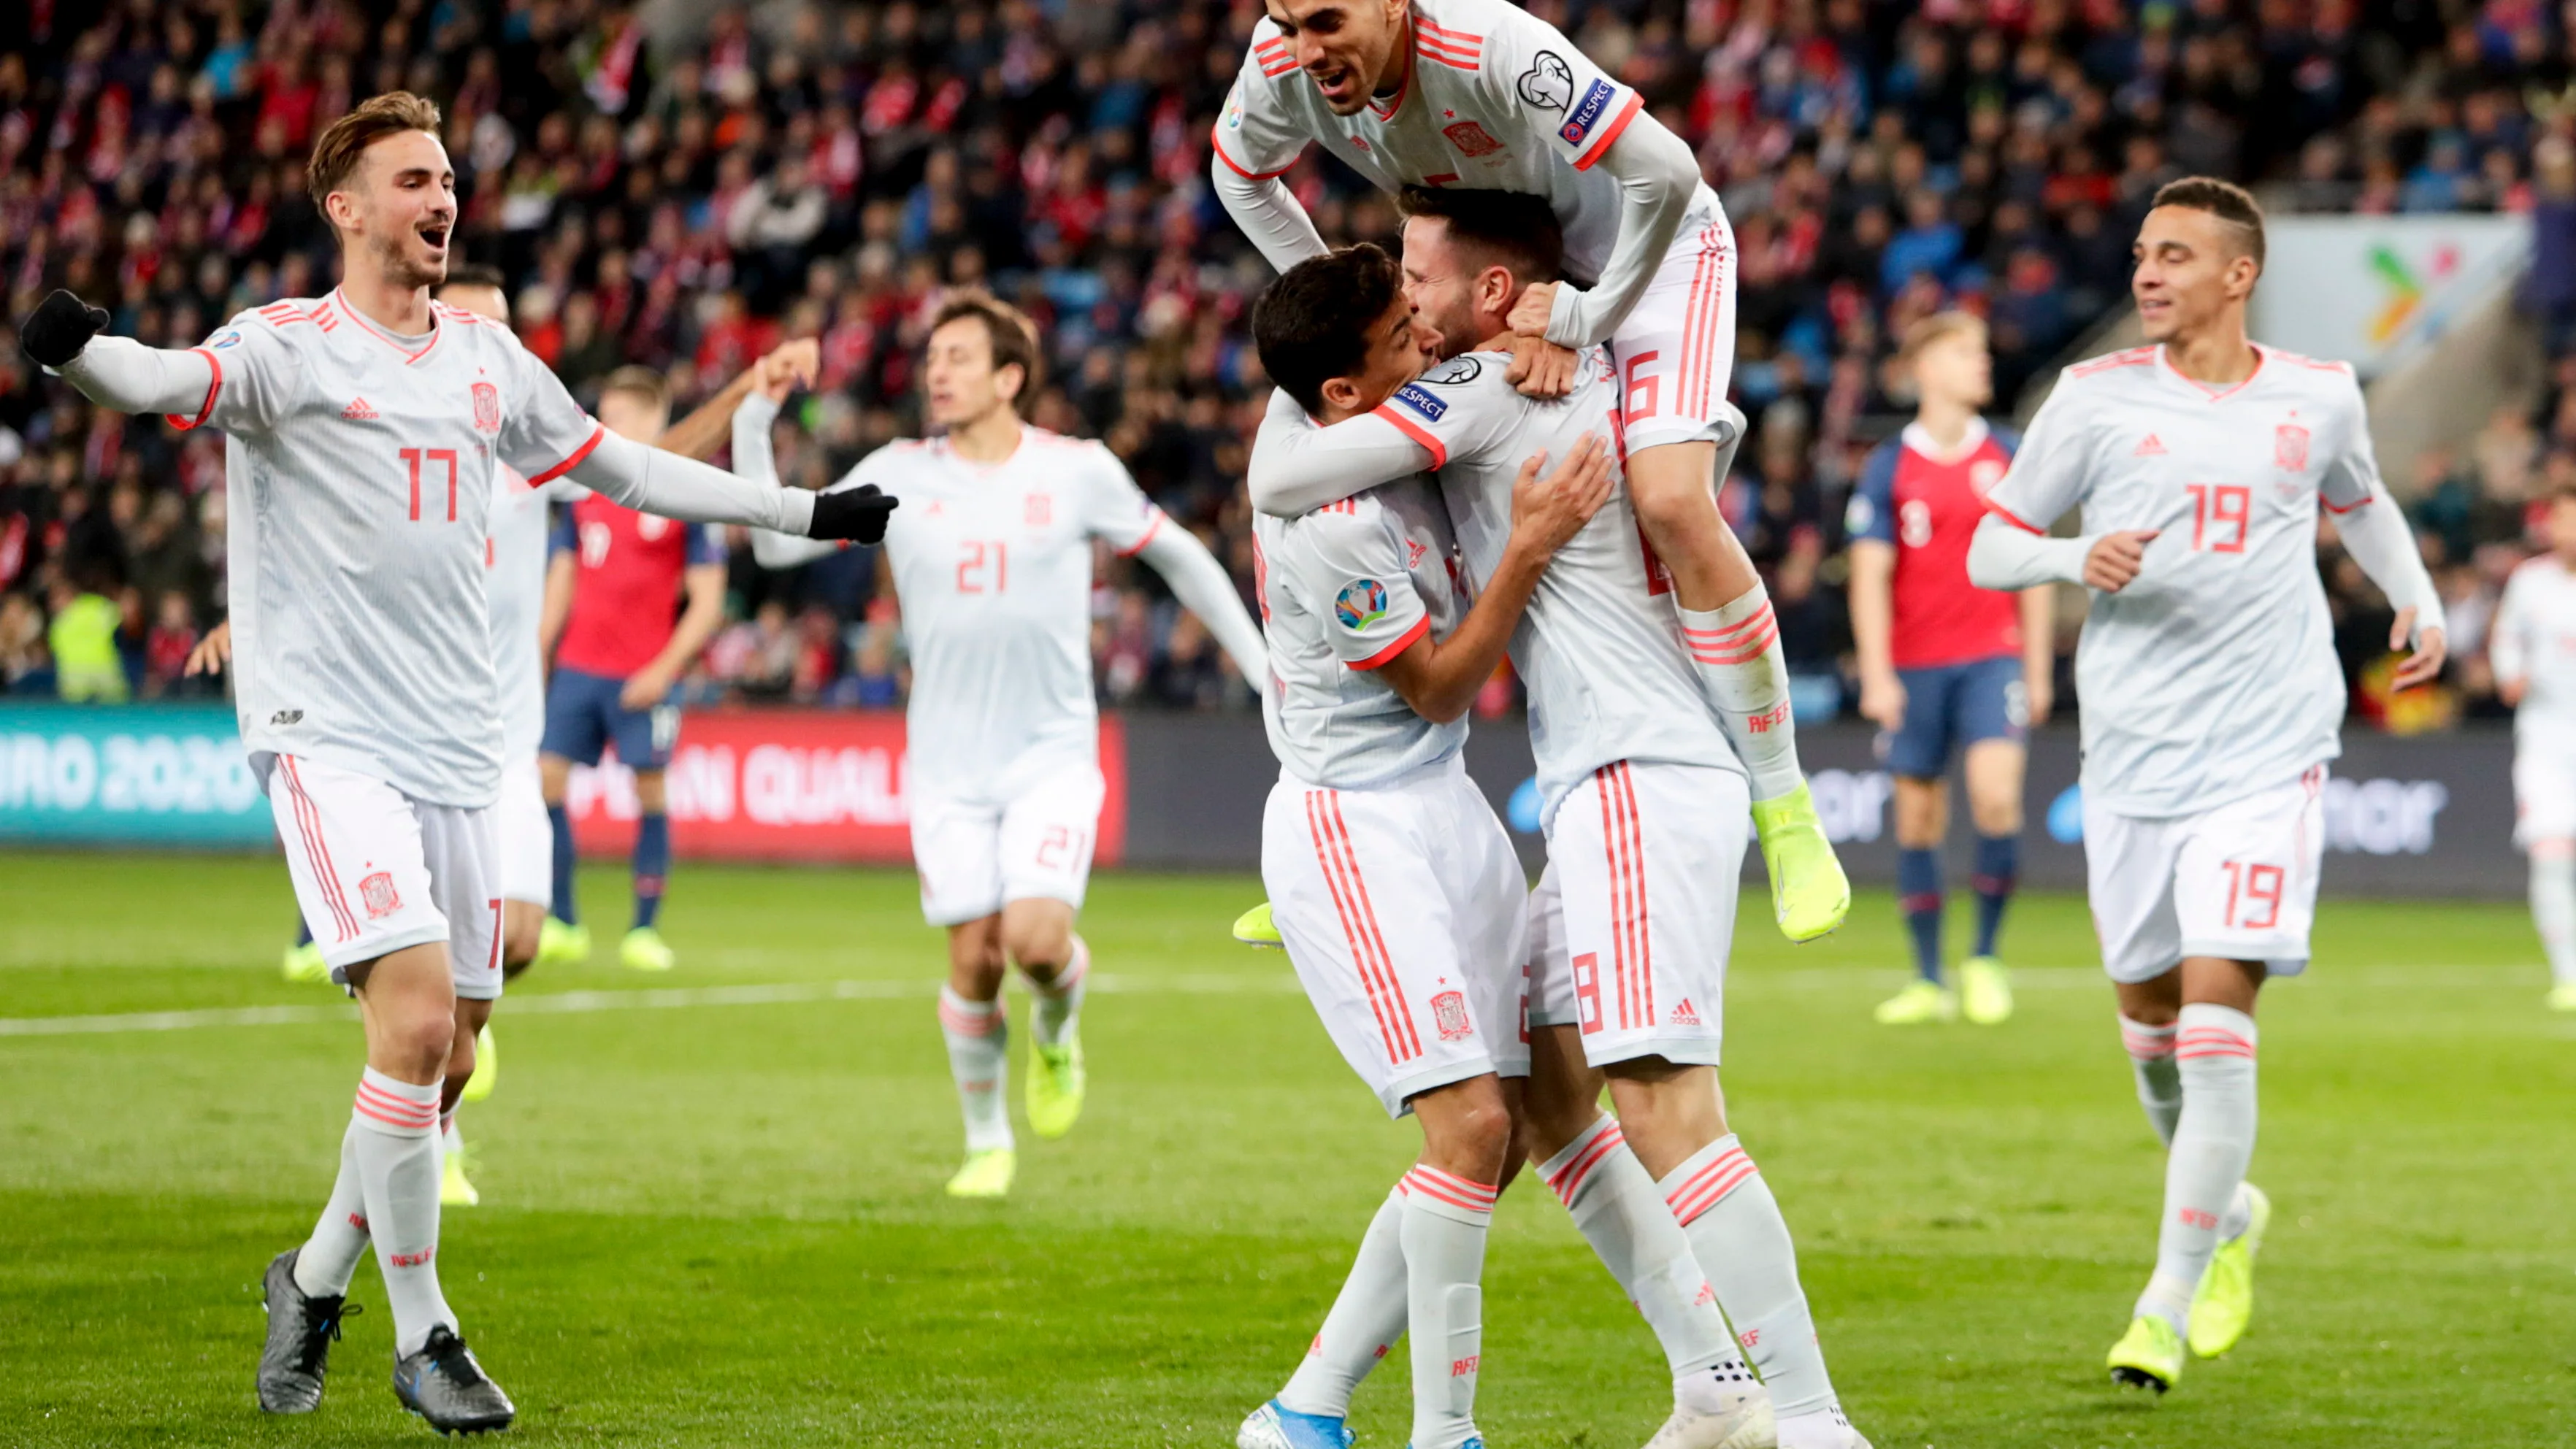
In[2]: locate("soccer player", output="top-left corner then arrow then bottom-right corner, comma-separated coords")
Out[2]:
1967,177 -> 2445,1394
1237,242 -> 1611,1449
1214,0 -> 1849,939
2491,476 -> 2576,1011
735,291 -> 1268,1199
536,366 -> 732,975
1247,193 -> 1870,1449
16,92 -> 889,1432
1847,312 -> 2054,1027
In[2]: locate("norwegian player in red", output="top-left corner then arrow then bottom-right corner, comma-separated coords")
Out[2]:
1968,179 -> 2445,1394
16,93 -> 886,1434
1847,313 -> 2053,1028
538,366 -> 730,975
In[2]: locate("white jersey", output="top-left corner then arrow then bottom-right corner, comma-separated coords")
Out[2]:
1216,0 -> 1717,286
1254,350 -> 1741,819
484,467 -> 557,760
179,292 -> 603,807
1255,480 -> 1471,788
836,429 -> 1165,803
1985,344 -> 2383,817
2493,555 -> 2576,745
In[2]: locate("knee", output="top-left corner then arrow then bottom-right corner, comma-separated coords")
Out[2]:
1005,926 -> 1072,977
1452,1094 -> 1517,1170
385,1013 -> 456,1078
634,771 -> 668,814
1969,799 -> 2023,838
501,920 -> 542,976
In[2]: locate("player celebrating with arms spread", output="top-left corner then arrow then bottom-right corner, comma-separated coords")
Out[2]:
1847,312 -> 2055,1027
2490,475 -> 2576,1010
737,292 -> 1267,1199
1968,177 -> 2444,1394
1214,0 -> 1847,939
16,92 -> 888,1433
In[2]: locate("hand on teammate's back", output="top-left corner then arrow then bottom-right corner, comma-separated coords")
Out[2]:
18,289 -> 109,369
1503,282 -> 1578,398
808,484 -> 898,545
1508,433 -> 1614,554
2388,610 -> 2448,690
2084,529 -> 2161,593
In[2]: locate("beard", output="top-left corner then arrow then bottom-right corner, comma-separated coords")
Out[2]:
373,228 -> 448,291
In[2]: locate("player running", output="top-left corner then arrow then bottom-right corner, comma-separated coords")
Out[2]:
1248,195 -> 1871,1449
1846,312 -> 2053,1027
1214,0 -> 1847,939
1967,177 -> 2444,1394
17,92 -> 889,1433
735,290 -> 1267,1199
1236,242 -> 1613,1449
2491,475 -> 2576,1011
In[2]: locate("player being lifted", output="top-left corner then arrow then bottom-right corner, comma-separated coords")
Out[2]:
1246,195 -> 1871,1449
735,291 -> 1268,1199
1967,177 -> 2444,1394
1846,313 -> 2054,1026
2491,475 -> 2576,1011
15,92 -> 890,1433
1214,0 -> 1847,937
1238,243 -> 1614,1449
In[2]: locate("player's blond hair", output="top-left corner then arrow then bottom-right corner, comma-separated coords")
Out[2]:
307,91 -> 444,224
599,366 -> 670,412
1898,310 -> 1986,366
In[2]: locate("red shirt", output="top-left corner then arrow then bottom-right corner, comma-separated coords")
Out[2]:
552,494 -> 724,677
1847,420 -> 2023,669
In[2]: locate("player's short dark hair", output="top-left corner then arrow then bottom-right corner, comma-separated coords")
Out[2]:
599,365 -> 669,412
2151,175 -> 2266,272
928,289 -> 1043,404
1252,244 -> 1403,418
308,91 -> 444,223
1395,186 -> 1565,288
437,262 -> 507,294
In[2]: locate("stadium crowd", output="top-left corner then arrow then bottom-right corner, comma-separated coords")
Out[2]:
0,0 -> 2569,727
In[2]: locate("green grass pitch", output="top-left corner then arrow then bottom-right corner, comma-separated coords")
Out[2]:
1,851 -> 2569,1446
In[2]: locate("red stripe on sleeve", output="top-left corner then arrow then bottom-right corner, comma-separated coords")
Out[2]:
1982,498 -> 2048,534
1368,403 -> 1446,469
1348,612 -> 1429,671
1113,510 -> 1167,558
1571,91 -> 1643,171
525,422 -> 607,485
1211,128 -> 1296,180
163,347 -> 223,430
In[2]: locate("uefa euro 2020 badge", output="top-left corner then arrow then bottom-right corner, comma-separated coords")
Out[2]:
1335,578 -> 1390,630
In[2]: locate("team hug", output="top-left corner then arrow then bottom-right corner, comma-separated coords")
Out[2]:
12,0 -> 2459,1440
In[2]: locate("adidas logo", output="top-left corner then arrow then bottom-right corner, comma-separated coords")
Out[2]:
1670,998 -> 1701,1026
341,397 -> 378,421
2133,433 -> 2166,457
1406,537 -> 1429,567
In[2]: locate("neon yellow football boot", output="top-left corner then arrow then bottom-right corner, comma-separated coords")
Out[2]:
1027,1034 -> 1086,1140
619,926 -> 675,972
945,1148 -> 1016,1199
440,1142 -> 480,1208
1960,956 -> 2015,1024
460,1023 -> 497,1104
282,940 -> 329,983
1749,783 -> 1850,942
2549,983 -> 2576,1012
1874,980 -> 1958,1025
2107,1314 -> 2185,1394
535,917 -> 591,970
2188,1183 -> 2272,1358
1233,902 -> 1284,948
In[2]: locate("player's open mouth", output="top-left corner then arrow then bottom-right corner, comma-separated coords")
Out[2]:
418,223 -> 451,250
1309,63 -> 1353,99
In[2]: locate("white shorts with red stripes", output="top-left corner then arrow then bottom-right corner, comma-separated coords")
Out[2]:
2085,764 -> 2326,984
1262,756 -> 1531,1119
1609,201 -> 1738,456
1528,759 -> 1749,1067
911,754 -> 1105,927
267,753 -> 502,1000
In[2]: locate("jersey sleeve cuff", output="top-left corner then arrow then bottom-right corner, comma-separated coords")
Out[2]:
1982,499 -> 2049,535
162,347 -> 221,431
1571,90 -> 1643,172
526,421 -> 607,485
1368,403 -> 1447,469
1346,613 -> 1430,670
1211,127 -> 1296,180
1113,510 -> 1168,558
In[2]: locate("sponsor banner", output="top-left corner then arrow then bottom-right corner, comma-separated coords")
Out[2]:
2250,215 -> 2529,379
0,704 -> 274,848
564,710 -> 1128,866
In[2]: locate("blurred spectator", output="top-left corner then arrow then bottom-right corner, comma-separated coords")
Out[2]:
45,572 -> 127,703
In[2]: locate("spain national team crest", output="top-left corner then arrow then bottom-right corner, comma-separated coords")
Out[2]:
1335,578 -> 1389,629
1025,493 -> 1052,526
1443,120 -> 1503,157
2274,421 -> 2309,471
470,381 -> 502,435
359,872 -> 402,920
1430,989 -> 1473,1042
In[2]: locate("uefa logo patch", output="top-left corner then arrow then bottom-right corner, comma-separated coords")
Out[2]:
1391,382 -> 1447,421
1559,79 -> 1616,147
1334,578 -> 1389,629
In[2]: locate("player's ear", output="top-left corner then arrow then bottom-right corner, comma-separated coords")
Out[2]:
1481,265 -> 1515,318
994,361 -> 1025,406
1319,373 -> 1363,414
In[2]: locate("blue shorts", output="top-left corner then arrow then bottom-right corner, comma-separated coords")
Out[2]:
541,666 -> 680,770
1882,655 -> 2025,780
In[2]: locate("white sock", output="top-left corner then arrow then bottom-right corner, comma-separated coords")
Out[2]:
293,1117 -> 372,1298
2119,1015 -> 2182,1148
350,1068 -> 456,1355
2136,1003 -> 2260,1335
938,988 -> 1013,1153
2531,849 -> 2576,986
2217,1180 -> 2256,1242
1676,584 -> 1806,802
1660,1136 -> 1836,1423
440,1109 -> 462,1161
1538,1117 -> 1751,1397
1028,936 -> 1089,1048
1278,1187 -> 1408,1418
1399,1166 -> 1495,1449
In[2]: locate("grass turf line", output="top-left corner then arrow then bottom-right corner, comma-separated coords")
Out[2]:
0,853 -> 2567,1446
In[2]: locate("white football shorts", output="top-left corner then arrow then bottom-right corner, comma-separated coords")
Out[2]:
1262,756 -> 1531,1118
1610,204 -> 1738,455
911,755 -> 1105,927
2085,764 -> 2327,984
495,751 -> 553,907
268,753 -> 502,1000
2513,740 -> 2576,848
1530,759 -> 1748,1067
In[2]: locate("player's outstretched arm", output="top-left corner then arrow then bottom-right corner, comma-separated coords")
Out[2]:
1211,152 -> 1329,276
1377,436 -> 1613,723
658,340 -> 819,461
22,291 -> 217,418
1508,115 -> 1700,353
727,391 -> 858,570
1245,388 -> 1430,518
2332,477 -> 2448,687
1131,523 -> 1269,696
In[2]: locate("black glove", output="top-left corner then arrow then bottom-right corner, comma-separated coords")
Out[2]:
18,289 -> 110,369
807,483 -> 897,545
